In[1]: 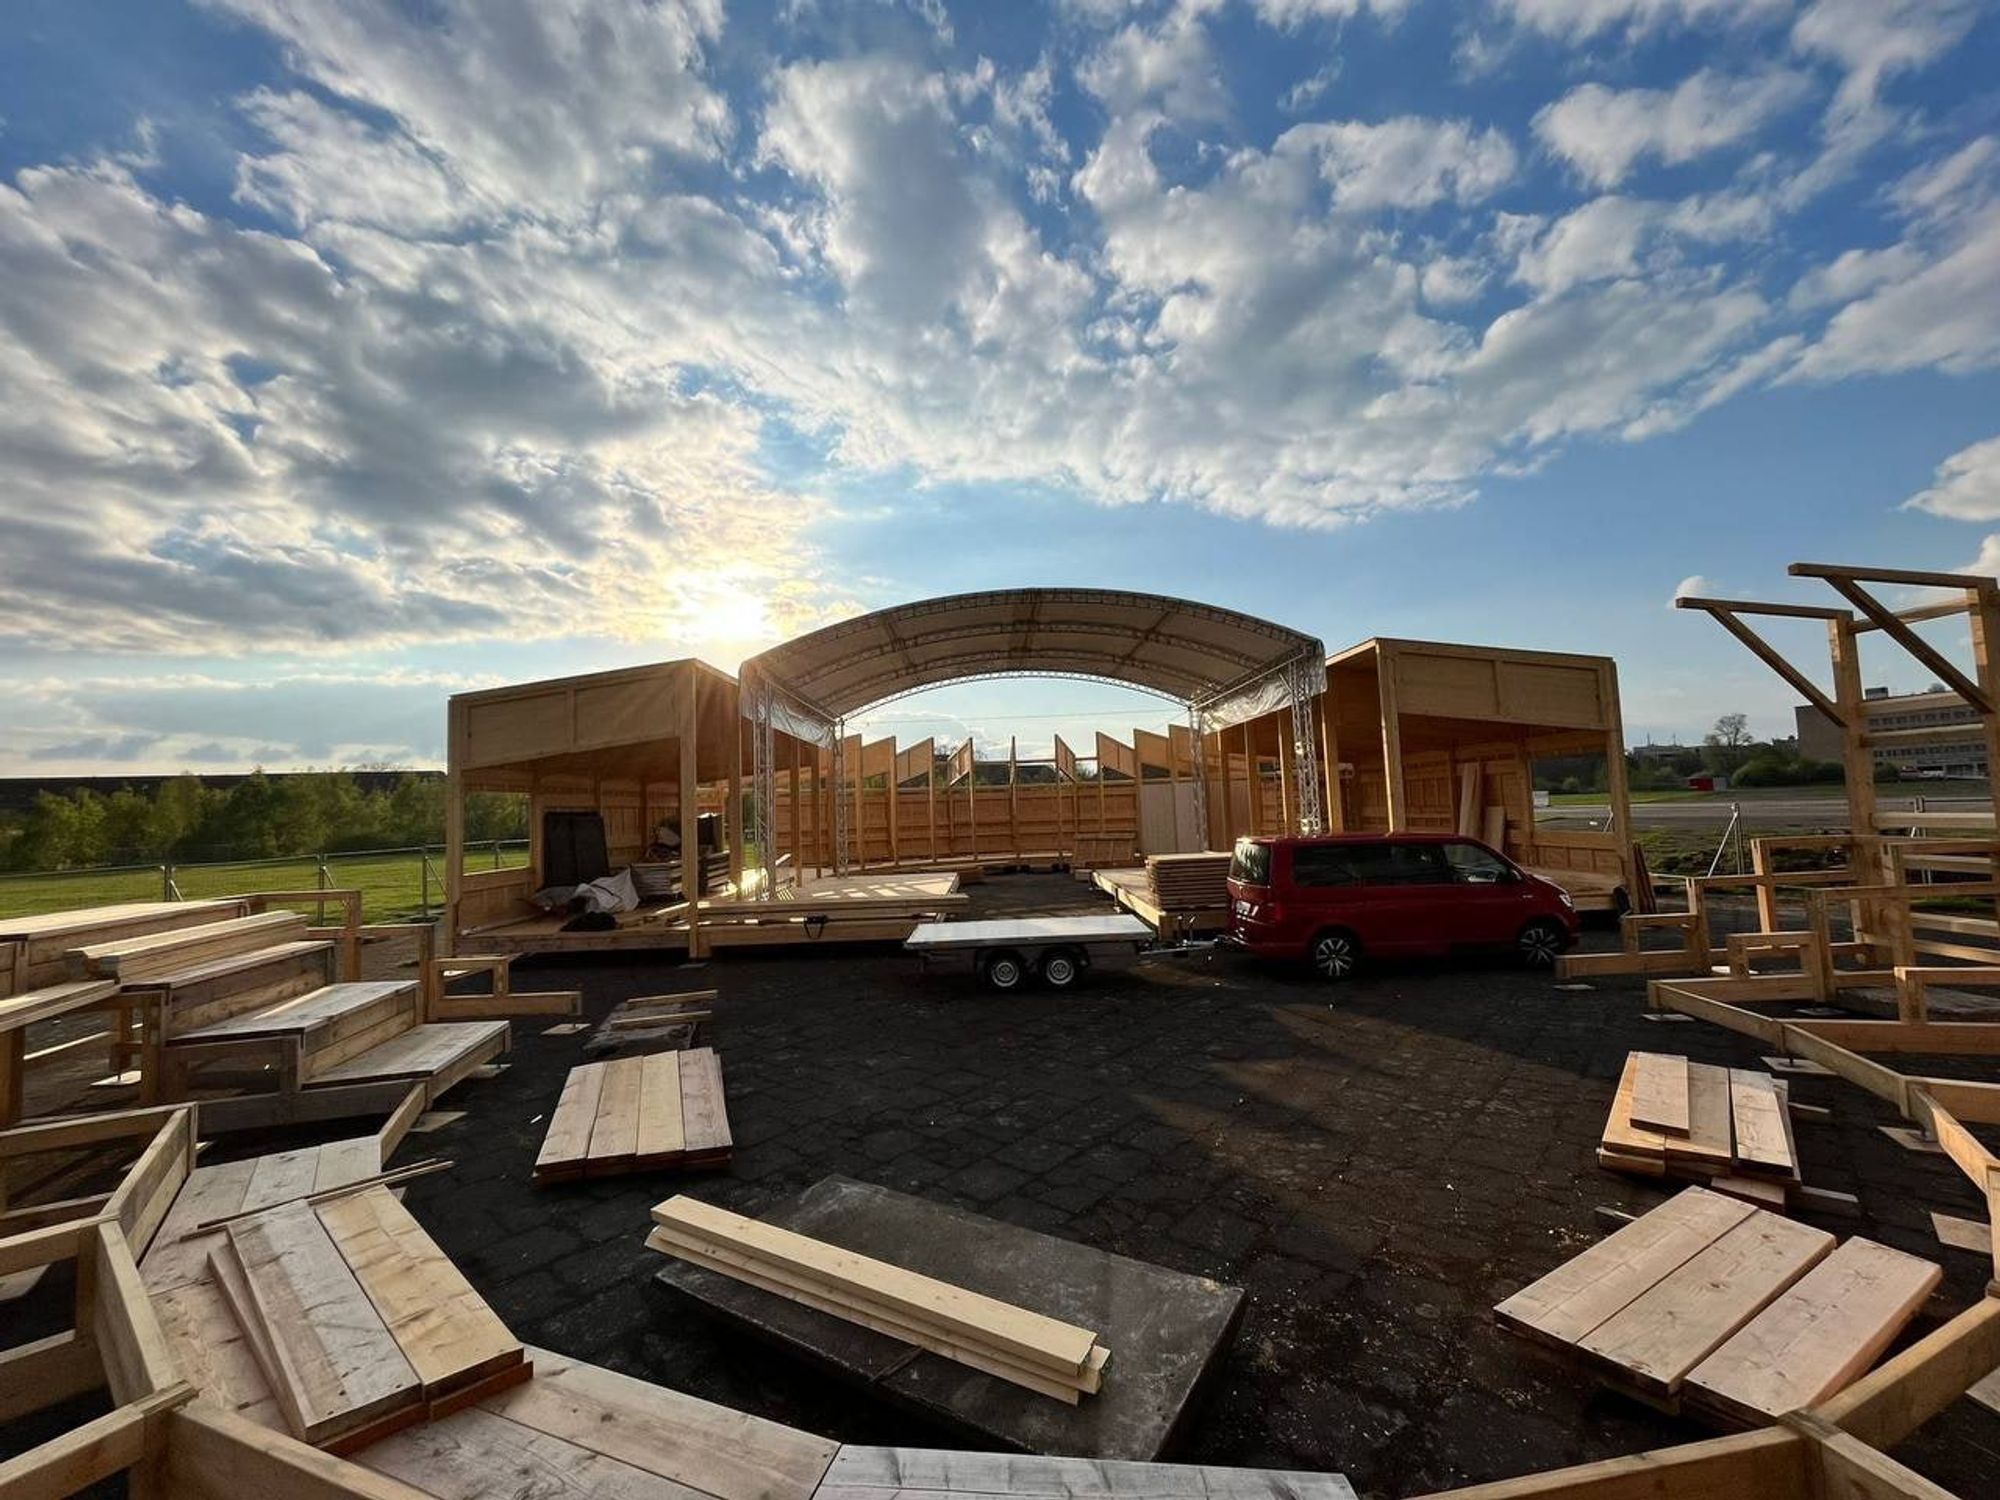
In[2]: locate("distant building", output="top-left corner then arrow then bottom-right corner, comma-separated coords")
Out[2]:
1795,687 -> 1988,778
1629,741 -> 1690,762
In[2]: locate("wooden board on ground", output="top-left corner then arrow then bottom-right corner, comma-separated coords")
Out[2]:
215,1198 -> 423,1443
1599,1053 -> 1798,1192
1931,1211 -> 1994,1254
535,1048 -> 732,1183
1728,1069 -> 1795,1177
1578,1211 -> 1834,1395
1683,1238 -> 1941,1425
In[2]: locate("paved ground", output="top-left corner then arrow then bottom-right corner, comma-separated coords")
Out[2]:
380,874 -> 1998,1498
7,873 -> 1998,1497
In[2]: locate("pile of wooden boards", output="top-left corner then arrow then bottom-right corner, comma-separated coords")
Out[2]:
1497,1186 -> 1939,1424
584,989 -> 715,1057
1601,1051 -> 1800,1204
1145,852 -> 1233,910
647,1195 -> 1112,1404
534,1048 -> 732,1182
203,1183 -> 528,1449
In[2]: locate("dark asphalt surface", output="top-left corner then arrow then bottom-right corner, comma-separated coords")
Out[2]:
4,873 -> 1997,1497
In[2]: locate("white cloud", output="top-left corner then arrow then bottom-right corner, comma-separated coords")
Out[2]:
1534,70 -> 1808,188
1251,0 -> 1412,25
1491,0 -> 1791,42
1671,574 -> 1714,605
1794,202 -> 2000,379
1508,197 -> 1660,294
1280,65 -> 1340,116
1902,436 -> 2000,522
1300,118 -> 1517,211
1076,6 -> 1226,118
1791,0 -> 1982,110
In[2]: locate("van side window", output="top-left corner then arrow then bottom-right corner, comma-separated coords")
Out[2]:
1291,845 -> 1358,886
1443,841 -> 1512,884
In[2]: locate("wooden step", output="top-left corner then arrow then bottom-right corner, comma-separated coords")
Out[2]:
142,941 -> 339,1038
70,911 -> 309,983
2,900 -> 242,992
173,981 -> 416,1046
306,1021 -> 509,1094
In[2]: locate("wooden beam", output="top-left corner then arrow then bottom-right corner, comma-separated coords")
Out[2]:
1815,1294 -> 2000,1449
1691,607 -> 1844,725
1790,560 -> 2000,593
1819,574 -> 1995,714
1406,1427 -> 1807,1500
1674,596 -> 1851,621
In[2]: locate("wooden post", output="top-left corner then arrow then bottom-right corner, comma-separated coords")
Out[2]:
1008,736 -> 1019,862
1601,659 -> 1634,892
727,710 -> 743,891
1320,687 -> 1344,833
1829,616 -> 1881,951
1968,582 -> 2000,930
788,736 -> 802,881
444,699 -> 466,960
1379,646 -> 1407,832
968,756 -> 978,861
887,737 -> 901,869
681,677 -> 703,960
927,755 -> 937,861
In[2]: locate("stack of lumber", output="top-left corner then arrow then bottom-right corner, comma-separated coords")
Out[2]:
1600,1051 -> 1801,1204
1497,1187 -> 1939,1422
1144,852 -> 1233,910
203,1184 -> 527,1449
534,1048 -> 732,1182
647,1195 -> 1111,1404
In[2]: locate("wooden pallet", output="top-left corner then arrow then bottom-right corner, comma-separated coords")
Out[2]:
1600,1052 -> 1801,1201
1497,1187 -> 1938,1421
534,1048 -> 733,1183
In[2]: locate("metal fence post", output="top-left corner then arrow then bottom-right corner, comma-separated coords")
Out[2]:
317,854 -> 331,890
162,862 -> 175,901
421,849 -> 432,919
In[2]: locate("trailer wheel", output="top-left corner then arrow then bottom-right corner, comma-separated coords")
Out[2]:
1040,948 -> 1084,990
982,951 -> 1028,992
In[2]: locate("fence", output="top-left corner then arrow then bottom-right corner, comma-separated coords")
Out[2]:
0,840 -> 529,923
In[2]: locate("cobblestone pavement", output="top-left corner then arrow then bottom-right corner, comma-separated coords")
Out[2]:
26,874 -> 1996,1497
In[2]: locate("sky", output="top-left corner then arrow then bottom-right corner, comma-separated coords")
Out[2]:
3,0 -> 2000,773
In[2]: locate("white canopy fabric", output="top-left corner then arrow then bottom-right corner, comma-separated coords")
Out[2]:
741,588 -> 1324,723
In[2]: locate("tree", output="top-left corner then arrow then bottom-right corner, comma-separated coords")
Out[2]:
1703,713 -> 1755,774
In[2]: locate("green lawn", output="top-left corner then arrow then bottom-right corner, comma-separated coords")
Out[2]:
0,843 -> 528,924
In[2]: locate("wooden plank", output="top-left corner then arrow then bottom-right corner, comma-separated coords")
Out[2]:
650,1197 -> 1100,1373
534,1061 -> 607,1182
819,1447 -> 1357,1500
1671,1061 -> 1736,1168
1495,1188 -> 1755,1346
141,1156 -> 257,1293
1727,1070 -> 1794,1177
1629,1053 -> 1690,1135
72,910 -> 309,981
633,1051 -> 686,1164
1817,1294 -> 2000,1449
108,1107 -> 192,1256
308,1021 -> 509,1086
1685,1238 -> 1941,1425
0,1383 -> 190,1500
646,1226 -> 1103,1403
317,1185 -> 522,1397
222,1199 -> 423,1444
93,1219 -> 179,1403
360,1405 -> 703,1499
242,1145 -> 325,1214
165,1401 -> 438,1500
484,1346 -> 838,1500
1578,1211 -> 1835,1395
315,1136 -> 383,1192
0,979 -> 118,1033
152,1275 -> 284,1429
1403,1427 -> 1808,1500
587,1055 -> 645,1170
679,1048 -> 731,1157
1929,1211 -> 1991,1254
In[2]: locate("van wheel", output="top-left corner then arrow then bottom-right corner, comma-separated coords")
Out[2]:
982,951 -> 1027,992
1517,919 -> 1567,969
1309,929 -> 1361,982
1040,948 -> 1084,990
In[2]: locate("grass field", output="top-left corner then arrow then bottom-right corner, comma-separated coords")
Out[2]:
0,843 -> 528,923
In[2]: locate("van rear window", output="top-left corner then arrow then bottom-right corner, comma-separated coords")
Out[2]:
1229,839 -> 1271,885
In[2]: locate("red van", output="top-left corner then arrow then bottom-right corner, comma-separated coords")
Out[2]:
1224,832 -> 1579,981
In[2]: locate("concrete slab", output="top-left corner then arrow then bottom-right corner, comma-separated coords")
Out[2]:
654,1174 -> 1244,1460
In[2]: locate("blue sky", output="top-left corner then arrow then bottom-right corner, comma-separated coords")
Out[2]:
3,0 -> 1999,772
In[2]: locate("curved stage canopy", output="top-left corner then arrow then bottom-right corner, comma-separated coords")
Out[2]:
742,588 -> 1324,722
739,588 -> 1328,880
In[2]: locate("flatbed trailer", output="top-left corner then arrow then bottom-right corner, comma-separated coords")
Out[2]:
904,914 -> 1154,991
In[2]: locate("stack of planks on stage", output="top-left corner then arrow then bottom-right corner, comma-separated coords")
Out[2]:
1497,1186 -> 1939,1426
1144,852 -> 1233,910
1600,1051 -> 1803,1206
534,1047 -> 733,1182
202,1183 -> 528,1450
646,1195 -> 1111,1403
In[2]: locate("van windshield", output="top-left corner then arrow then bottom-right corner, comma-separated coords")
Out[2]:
1229,839 -> 1272,886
